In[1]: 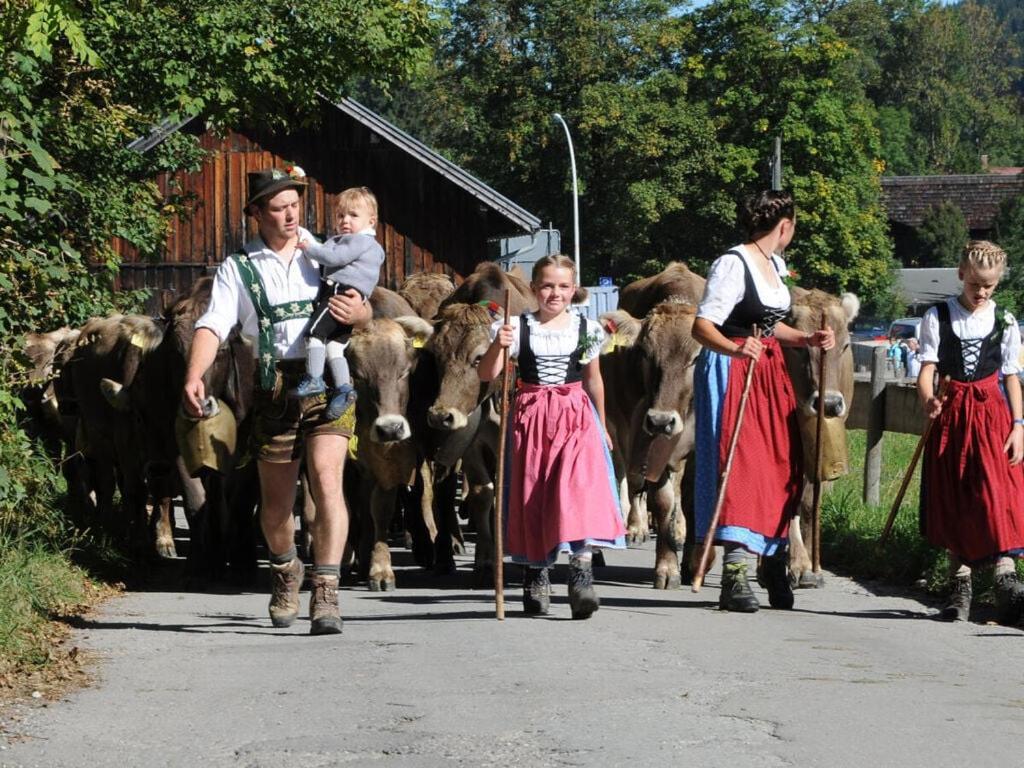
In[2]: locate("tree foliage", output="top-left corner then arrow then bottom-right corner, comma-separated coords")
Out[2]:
0,0 -> 434,545
911,201 -> 969,268
993,194 -> 1024,315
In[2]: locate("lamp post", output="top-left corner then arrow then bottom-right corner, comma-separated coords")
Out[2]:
552,112 -> 580,285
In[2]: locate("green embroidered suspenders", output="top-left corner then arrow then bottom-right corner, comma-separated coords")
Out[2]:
230,251 -> 313,390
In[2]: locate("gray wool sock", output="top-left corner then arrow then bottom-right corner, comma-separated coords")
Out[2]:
269,546 -> 298,566
313,564 -> 341,578
723,544 -> 746,565
326,341 -> 350,388
306,339 -> 326,379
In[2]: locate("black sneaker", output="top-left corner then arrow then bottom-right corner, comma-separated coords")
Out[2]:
938,575 -> 972,622
522,566 -> 551,616
568,557 -> 599,620
719,562 -> 760,613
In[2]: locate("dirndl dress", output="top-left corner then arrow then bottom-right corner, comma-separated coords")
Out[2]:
495,312 -> 626,566
918,299 -> 1024,565
694,247 -> 803,556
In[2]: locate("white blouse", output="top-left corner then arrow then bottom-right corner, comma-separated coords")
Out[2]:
195,227 -> 321,361
918,298 -> 1021,376
489,311 -> 605,382
697,244 -> 792,325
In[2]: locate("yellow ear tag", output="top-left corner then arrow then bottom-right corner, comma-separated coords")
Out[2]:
412,337 -> 426,349
130,332 -> 146,349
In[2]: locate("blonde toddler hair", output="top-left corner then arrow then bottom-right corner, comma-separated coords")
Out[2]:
960,239 -> 1007,274
337,186 -> 379,221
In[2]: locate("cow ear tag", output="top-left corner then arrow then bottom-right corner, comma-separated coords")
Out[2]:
412,336 -> 426,349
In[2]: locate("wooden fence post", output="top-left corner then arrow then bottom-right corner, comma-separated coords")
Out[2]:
863,345 -> 887,505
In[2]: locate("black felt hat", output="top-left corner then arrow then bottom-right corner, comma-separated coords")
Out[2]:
245,166 -> 307,210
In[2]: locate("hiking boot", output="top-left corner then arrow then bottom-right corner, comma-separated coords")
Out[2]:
309,574 -> 343,635
761,554 -> 794,610
293,374 -> 326,398
939,574 -> 972,622
268,557 -> 305,628
994,572 -> 1024,626
324,383 -> 357,421
568,556 -> 599,620
719,562 -> 760,613
522,566 -> 551,615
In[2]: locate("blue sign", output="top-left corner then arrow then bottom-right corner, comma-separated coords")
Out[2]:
598,276 -> 613,287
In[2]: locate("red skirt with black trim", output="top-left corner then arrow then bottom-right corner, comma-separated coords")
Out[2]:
920,374 -> 1024,564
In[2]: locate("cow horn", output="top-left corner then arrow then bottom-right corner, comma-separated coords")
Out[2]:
99,377 -> 131,411
394,315 -> 434,346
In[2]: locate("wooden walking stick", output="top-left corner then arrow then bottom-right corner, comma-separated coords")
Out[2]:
810,312 -> 827,574
880,375 -> 951,543
692,326 -> 762,593
492,289 -> 513,620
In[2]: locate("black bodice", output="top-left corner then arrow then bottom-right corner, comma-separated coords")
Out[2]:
934,300 -> 1002,382
716,249 -> 789,338
517,312 -> 589,385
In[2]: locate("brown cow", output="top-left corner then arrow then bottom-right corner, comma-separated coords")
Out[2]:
346,315 -> 434,590
56,314 -> 163,552
600,300 -> 704,589
102,279 -> 259,576
399,272 -> 456,320
780,287 -> 860,588
618,262 -> 706,318
422,263 -> 537,583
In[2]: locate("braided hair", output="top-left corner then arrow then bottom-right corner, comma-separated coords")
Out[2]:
742,190 -> 795,239
960,240 -> 1007,275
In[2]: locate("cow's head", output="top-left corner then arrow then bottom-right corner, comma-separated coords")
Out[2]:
784,288 -> 860,480
398,272 -> 456,321
601,300 -> 702,479
347,316 -> 432,444
424,303 -> 495,432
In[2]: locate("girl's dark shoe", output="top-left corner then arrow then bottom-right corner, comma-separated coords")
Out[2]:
994,572 -> 1024,625
938,575 -> 972,622
761,554 -> 794,610
568,557 -> 599,620
719,562 -> 760,613
522,566 -> 551,615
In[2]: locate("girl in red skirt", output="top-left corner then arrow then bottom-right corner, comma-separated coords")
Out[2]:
479,255 -> 625,619
692,190 -> 834,613
917,240 -> 1024,624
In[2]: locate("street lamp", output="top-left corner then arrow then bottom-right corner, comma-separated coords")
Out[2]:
552,112 -> 580,285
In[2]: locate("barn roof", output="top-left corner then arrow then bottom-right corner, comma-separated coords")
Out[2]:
881,173 -> 1024,229
127,97 -> 541,234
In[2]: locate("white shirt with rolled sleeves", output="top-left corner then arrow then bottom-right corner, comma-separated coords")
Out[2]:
918,297 -> 1022,376
195,227 -> 321,362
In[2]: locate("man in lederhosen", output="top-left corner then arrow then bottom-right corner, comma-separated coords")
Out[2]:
183,168 -> 371,635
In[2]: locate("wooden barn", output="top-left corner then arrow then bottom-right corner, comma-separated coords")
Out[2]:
116,97 -> 541,293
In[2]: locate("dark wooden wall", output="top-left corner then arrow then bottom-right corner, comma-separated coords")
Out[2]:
115,103 -> 519,294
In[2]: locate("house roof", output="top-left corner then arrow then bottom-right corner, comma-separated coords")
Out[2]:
881,173 -> 1024,229
127,97 -> 541,234
897,268 -> 960,307
330,97 -> 540,234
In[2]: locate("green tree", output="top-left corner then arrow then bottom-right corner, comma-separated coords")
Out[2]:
911,201 -> 969,267
678,0 -> 898,312
993,194 -> 1024,315
830,0 -> 1024,174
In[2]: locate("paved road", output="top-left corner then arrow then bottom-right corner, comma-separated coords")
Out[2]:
3,540 -> 1024,768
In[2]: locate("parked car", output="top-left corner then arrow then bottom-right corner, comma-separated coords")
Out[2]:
888,317 -> 922,341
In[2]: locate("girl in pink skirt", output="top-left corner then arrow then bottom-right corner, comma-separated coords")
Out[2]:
479,254 -> 625,619
918,240 -> 1024,624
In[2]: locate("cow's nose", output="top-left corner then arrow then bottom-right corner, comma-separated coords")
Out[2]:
427,407 -> 466,431
810,391 -> 846,418
372,416 -> 411,443
643,410 -> 679,437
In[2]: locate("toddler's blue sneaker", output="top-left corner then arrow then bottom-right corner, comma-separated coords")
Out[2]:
293,374 -> 326,398
325,383 -> 357,420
